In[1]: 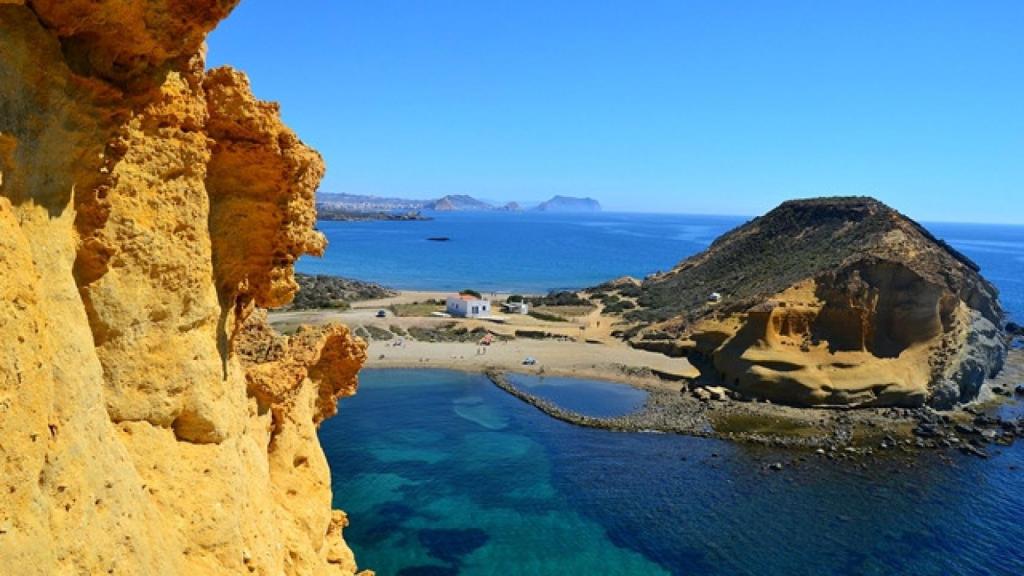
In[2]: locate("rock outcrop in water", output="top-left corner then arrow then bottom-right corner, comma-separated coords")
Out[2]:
624,197 -> 1006,408
1,2 -> 369,574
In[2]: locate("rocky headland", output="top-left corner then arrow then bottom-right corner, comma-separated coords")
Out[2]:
423,194 -> 493,211
290,274 -> 396,310
1,2 -> 369,574
604,197 -> 1007,409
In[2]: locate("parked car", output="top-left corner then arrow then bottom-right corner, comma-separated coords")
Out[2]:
376,310 -> 387,318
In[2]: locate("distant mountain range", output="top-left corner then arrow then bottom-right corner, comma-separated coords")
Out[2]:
317,193 -> 601,213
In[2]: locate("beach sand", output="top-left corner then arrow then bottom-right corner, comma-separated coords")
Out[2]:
268,290 -> 698,391
362,337 -> 698,392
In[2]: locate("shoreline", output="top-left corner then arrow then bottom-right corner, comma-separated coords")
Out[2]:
363,342 -> 694,393
270,294 -> 1024,457
365,349 -> 1024,459
481,367 -> 1024,458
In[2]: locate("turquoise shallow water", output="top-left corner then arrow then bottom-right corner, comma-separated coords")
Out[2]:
322,369 -> 1024,576
300,212 -> 1024,322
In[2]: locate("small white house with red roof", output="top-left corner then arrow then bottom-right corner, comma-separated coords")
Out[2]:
446,293 -> 491,318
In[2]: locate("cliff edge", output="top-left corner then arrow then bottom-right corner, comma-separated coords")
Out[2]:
1,2 -> 370,574
621,197 -> 1006,408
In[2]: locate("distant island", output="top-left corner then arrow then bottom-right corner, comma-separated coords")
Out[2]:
316,192 -> 602,214
535,195 -> 601,213
423,194 -> 494,211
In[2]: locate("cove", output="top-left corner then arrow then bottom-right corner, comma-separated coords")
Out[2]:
503,373 -> 648,418
321,369 -> 1024,576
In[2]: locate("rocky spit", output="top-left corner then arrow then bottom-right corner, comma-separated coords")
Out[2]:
485,366 -> 1024,462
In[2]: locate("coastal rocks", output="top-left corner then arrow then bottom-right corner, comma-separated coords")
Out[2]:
625,197 -> 1006,409
693,386 -> 730,402
486,369 -> 1024,459
930,311 -> 1007,407
0,3 -> 369,575
906,409 -> 1022,456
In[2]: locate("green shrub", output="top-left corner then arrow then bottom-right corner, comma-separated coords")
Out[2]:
604,300 -> 636,314
528,291 -> 589,307
528,310 -> 568,322
364,325 -> 394,340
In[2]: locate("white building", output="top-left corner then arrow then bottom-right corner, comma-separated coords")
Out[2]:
446,294 -> 491,318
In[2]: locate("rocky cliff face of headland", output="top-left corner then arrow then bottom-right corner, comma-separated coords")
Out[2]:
1,2 -> 370,574
625,197 -> 1006,409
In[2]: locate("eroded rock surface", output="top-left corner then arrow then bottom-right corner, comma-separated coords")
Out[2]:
626,197 -> 1006,408
1,2 -> 370,574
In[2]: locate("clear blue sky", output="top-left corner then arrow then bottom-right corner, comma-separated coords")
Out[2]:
207,1 -> 1023,224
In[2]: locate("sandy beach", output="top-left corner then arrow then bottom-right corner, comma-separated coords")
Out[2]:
269,290 -> 699,391
361,337 -> 698,391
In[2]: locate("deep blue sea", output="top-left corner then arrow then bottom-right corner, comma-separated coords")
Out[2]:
300,212 -> 1024,322
314,212 -> 1024,575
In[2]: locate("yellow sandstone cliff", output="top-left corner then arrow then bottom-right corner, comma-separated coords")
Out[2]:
1,1 -> 370,574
